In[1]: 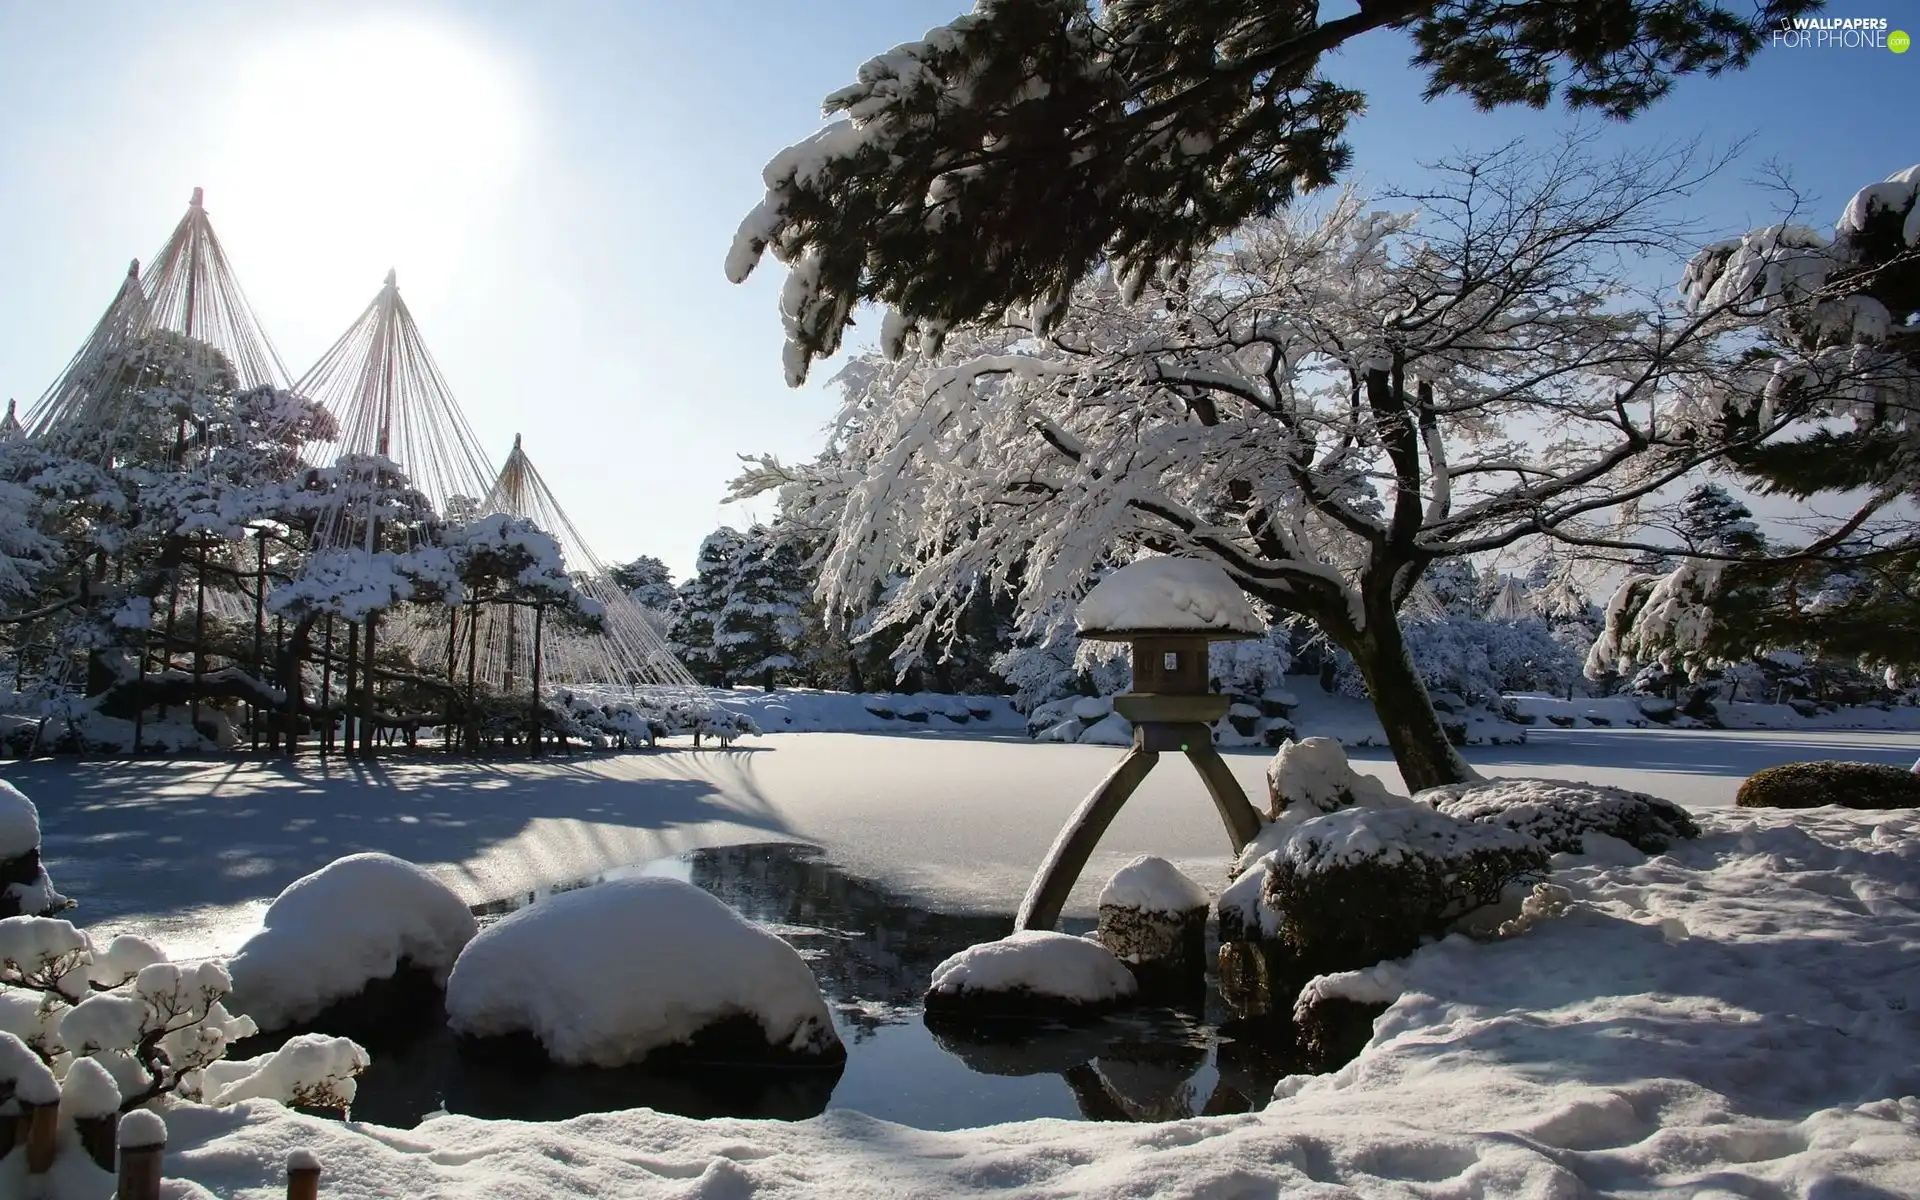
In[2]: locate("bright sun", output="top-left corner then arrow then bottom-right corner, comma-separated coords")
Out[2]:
207,17 -> 530,340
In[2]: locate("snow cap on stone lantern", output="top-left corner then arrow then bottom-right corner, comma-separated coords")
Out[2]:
1076,558 -> 1260,698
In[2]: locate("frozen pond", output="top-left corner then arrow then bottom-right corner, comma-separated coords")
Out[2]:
10,725 -> 1919,957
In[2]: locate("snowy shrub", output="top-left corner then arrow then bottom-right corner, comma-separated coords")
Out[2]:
226,853 -> 478,1033
924,930 -> 1138,1022
445,877 -> 842,1068
1259,806 -> 1550,980
0,916 -> 367,1114
1419,778 -> 1700,854
1735,761 -> 1920,811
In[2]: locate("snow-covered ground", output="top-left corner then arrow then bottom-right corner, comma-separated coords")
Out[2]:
12,726 -> 1919,957
6,726 -> 1919,1197
29,802 -> 1915,1199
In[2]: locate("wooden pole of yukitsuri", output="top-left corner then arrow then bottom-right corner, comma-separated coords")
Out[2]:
252,529 -> 267,751
445,606 -> 460,751
191,540 -> 207,742
319,615 -> 334,754
528,603 -> 544,756
341,622 -> 360,756
465,603 -> 479,752
361,611 -> 379,759
116,1118 -> 166,1200
276,612 -> 293,756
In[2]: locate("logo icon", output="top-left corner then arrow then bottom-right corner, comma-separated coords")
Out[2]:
1893,30 -> 1911,52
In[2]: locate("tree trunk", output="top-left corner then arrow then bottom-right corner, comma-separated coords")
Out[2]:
1346,617 -> 1474,793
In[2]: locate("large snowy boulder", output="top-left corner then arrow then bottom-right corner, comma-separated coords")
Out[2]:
1736,761 -> 1920,811
0,779 -> 69,919
1419,777 -> 1699,855
1075,557 -> 1262,637
924,930 -> 1137,1022
1264,737 -> 1399,821
226,853 -> 478,1034
445,876 -> 843,1069
1258,806 -> 1549,983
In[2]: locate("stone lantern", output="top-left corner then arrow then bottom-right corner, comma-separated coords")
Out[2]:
1015,559 -> 1266,931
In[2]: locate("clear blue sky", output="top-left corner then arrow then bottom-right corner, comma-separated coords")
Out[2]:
0,1 -> 1908,579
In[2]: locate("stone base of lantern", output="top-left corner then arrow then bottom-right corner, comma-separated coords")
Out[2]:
1097,902 -> 1208,1005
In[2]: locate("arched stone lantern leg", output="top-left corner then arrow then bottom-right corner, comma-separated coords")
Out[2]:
1015,559 -> 1266,931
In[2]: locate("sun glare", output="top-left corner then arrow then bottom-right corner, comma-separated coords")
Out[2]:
207,18 -> 531,343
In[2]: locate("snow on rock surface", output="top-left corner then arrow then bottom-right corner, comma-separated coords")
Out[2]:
0,778 -> 38,858
1281,803 -> 1542,877
927,930 -> 1138,1006
1265,735 -> 1400,817
1420,776 -> 1700,854
1098,855 -> 1208,914
101,806 -> 1920,1198
1075,557 -> 1261,637
444,876 -> 840,1068
226,853 -> 478,1032
1293,960 -> 1411,1021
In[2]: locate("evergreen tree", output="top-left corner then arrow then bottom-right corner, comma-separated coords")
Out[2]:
1676,482 -> 1765,557
671,528 -> 747,686
730,0 -> 1817,383
609,555 -> 677,610
716,528 -> 808,690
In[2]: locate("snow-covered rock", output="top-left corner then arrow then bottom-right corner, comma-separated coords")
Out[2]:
226,853 -> 478,1033
0,779 -> 37,860
924,930 -> 1137,1021
1070,695 -> 1111,722
1078,712 -> 1132,745
1075,557 -> 1262,637
197,1031 -> 370,1110
1420,777 -> 1700,854
1263,736 -> 1400,820
445,876 -> 841,1069
1292,961 -> 1409,1068
1096,857 -> 1209,997
0,779 -> 66,919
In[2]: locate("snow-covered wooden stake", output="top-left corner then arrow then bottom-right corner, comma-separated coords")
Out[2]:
1017,560 -> 1265,931
286,1148 -> 322,1200
362,611 -> 379,760
528,602 -> 544,756
341,622 -> 360,755
116,1109 -> 167,1200
22,1099 -> 58,1174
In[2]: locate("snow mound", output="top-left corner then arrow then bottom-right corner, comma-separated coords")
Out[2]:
1293,961 -> 1410,1020
116,1107 -> 166,1148
1098,855 -> 1208,914
0,778 -> 38,859
58,1054 -> 123,1120
444,876 -> 840,1068
0,1027 -> 56,1104
1420,777 -> 1700,855
226,853 -> 478,1032
927,930 -> 1137,1007
199,1032 -> 370,1110
1075,558 -> 1261,637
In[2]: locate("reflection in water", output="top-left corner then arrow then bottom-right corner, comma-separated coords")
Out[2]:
268,842 -> 1303,1130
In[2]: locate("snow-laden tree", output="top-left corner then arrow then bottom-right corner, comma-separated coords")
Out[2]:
1675,481 -> 1765,557
609,555 -> 677,611
715,528 -> 809,691
727,0 -> 1815,384
736,143 -> 1793,789
671,528 -> 749,686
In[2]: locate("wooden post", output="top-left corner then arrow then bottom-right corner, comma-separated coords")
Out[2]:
191,540 -> 206,743
286,1149 -> 322,1200
76,1112 -> 119,1171
528,603 -> 544,756
342,622 -> 360,756
23,1099 -> 58,1174
445,606 -> 459,751
361,611 -> 379,760
252,528 -> 267,751
116,1118 -> 167,1200
319,614 -> 334,754
466,603 -> 479,752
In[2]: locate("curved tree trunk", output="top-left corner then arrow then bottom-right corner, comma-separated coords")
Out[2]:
1346,611 -> 1475,793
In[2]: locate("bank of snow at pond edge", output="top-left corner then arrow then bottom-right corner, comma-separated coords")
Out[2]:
129,803 -> 1920,1198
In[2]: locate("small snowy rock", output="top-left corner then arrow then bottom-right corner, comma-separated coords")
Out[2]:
1097,857 -> 1209,993
1070,696 -> 1112,722
445,877 -> 841,1069
1075,558 -> 1262,637
1078,712 -> 1133,745
1265,737 -> 1400,820
226,853 -> 478,1032
0,779 -> 39,859
925,930 -> 1137,1020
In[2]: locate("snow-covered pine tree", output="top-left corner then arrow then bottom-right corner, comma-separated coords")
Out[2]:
715,527 -> 808,691
670,528 -> 748,687
736,143 -> 1787,790
609,555 -> 677,611
728,0 -> 1818,385
1676,482 -> 1766,557
1677,164 -> 1920,679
